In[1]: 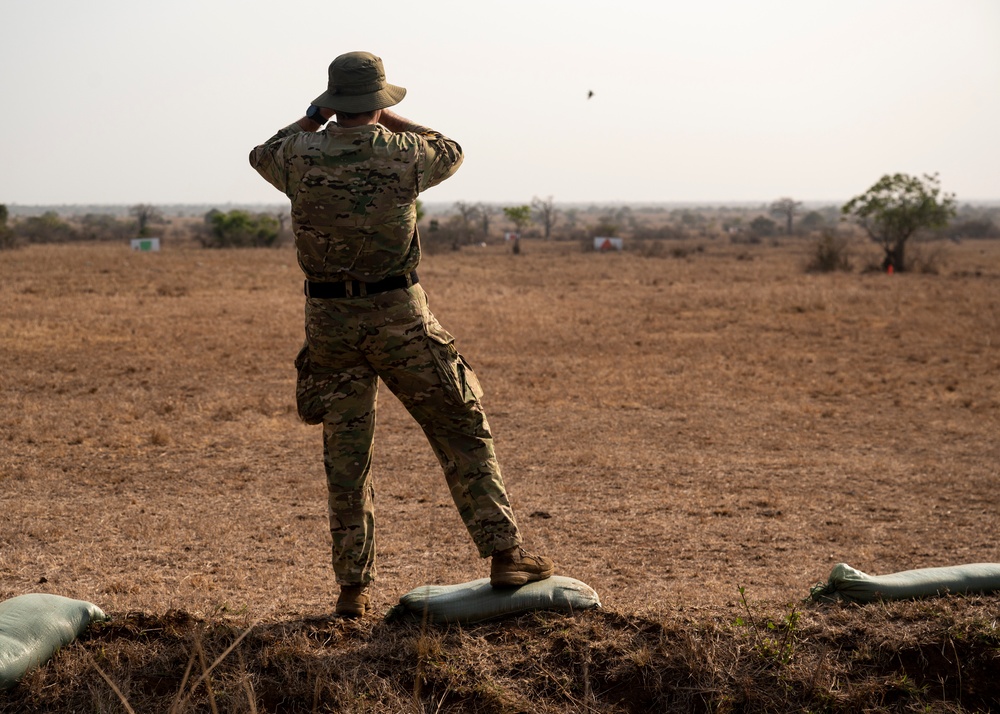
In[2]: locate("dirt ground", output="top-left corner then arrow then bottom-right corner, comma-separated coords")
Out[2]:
1,238 -> 998,624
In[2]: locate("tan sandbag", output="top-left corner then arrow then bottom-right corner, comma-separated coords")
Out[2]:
391,575 -> 601,624
810,562 -> 1000,603
0,593 -> 107,690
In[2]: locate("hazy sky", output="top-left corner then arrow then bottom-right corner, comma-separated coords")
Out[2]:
3,0 -> 998,206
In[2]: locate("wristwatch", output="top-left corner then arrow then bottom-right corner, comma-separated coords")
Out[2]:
306,105 -> 328,125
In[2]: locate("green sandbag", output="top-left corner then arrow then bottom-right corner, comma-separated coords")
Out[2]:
0,593 -> 107,690
810,562 -> 1000,603
391,576 -> 601,624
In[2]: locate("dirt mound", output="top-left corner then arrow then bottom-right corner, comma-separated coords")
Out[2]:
5,596 -> 1000,712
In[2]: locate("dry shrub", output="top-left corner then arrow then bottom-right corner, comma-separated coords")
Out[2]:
0,227 -> 19,251
627,240 -> 705,259
805,230 -> 852,272
631,224 -> 689,241
907,240 -> 950,275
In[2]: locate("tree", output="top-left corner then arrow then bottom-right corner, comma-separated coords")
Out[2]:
0,204 -> 15,250
276,211 -> 289,244
594,215 -> 619,238
130,204 -> 164,237
770,197 -> 802,235
12,211 -> 78,243
950,218 -> 998,240
503,205 -> 532,236
199,209 -> 280,248
594,206 -> 635,238
79,214 -> 134,242
452,201 -> 480,244
749,216 -> 778,238
842,173 -> 956,272
799,210 -> 826,232
531,196 -> 559,240
675,209 -> 704,228
475,203 -> 494,238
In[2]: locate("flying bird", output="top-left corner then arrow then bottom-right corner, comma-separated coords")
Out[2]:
587,90 -> 594,100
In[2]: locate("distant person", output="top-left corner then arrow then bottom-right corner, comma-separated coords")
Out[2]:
249,51 -> 553,618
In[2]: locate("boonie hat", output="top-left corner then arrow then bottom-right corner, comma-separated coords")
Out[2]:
312,51 -> 406,113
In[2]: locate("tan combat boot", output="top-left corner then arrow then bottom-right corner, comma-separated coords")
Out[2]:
490,546 -> 554,588
336,583 -> 371,618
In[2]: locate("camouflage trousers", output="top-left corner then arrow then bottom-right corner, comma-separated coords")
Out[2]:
299,284 -> 521,585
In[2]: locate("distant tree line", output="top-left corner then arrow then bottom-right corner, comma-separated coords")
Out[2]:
0,204 -> 287,250
426,192 -> 999,251
0,204 -> 165,247
2,194 -> 997,254
421,199 -> 848,249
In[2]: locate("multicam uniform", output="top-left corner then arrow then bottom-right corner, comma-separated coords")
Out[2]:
250,121 -> 521,585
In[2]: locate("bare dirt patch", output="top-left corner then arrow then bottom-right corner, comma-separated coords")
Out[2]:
1,239 -> 998,711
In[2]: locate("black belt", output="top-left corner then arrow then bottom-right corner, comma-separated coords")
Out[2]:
304,271 -> 418,299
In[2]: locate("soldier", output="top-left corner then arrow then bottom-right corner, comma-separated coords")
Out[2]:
249,51 -> 553,618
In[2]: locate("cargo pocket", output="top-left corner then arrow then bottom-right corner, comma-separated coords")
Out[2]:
425,322 -> 484,405
294,341 -> 328,425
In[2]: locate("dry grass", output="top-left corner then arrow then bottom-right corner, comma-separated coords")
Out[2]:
1,238 -> 999,711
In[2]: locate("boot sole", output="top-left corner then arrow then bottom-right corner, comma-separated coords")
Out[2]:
490,568 -> 554,589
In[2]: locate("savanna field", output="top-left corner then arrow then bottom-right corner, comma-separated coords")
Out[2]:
1,237 -> 999,712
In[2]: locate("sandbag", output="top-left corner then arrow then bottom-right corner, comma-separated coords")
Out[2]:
810,562 -> 1000,603
0,593 -> 107,690
391,576 -> 601,624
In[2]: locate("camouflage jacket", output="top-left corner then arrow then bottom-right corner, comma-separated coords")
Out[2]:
249,121 -> 462,282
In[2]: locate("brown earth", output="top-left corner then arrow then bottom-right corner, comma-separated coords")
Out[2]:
1,238 -> 999,711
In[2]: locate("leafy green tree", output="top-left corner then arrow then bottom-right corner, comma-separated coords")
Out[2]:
842,173 -> 956,272
200,209 -> 280,248
503,205 -> 532,236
